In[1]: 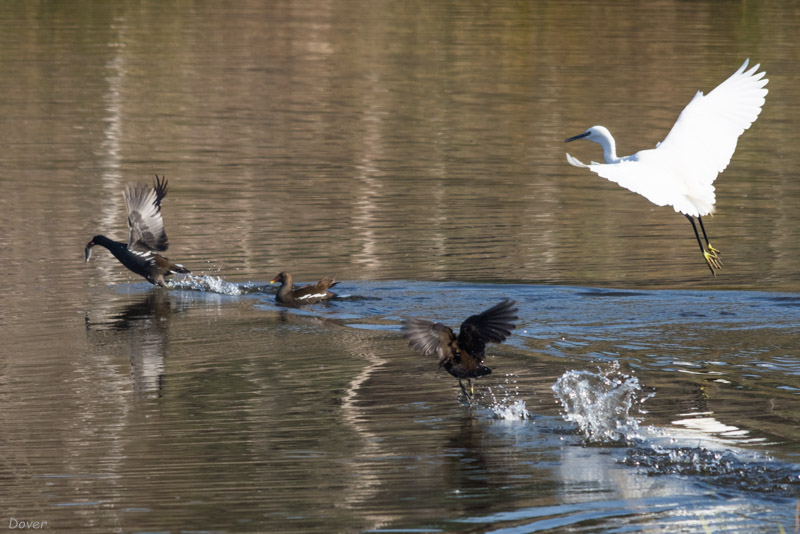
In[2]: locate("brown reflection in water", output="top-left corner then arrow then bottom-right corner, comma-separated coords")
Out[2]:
85,291 -> 182,399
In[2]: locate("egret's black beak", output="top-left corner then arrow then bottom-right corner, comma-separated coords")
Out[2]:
84,242 -> 94,262
565,131 -> 591,143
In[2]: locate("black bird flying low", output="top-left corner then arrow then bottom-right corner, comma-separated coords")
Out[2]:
270,271 -> 337,305
402,299 -> 518,401
85,175 -> 190,287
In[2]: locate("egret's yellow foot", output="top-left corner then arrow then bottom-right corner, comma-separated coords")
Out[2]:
703,250 -> 722,275
705,249 -> 723,268
707,244 -> 723,265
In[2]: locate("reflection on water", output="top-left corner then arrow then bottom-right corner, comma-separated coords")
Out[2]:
1,0 -> 800,532
5,280 -> 798,532
86,291 -> 183,398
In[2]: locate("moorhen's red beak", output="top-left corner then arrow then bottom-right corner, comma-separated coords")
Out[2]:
269,275 -> 279,284
84,241 -> 95,262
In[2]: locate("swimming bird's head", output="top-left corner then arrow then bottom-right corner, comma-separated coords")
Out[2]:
270,271 -> 290,285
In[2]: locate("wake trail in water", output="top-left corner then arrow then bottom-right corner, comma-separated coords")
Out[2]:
623,444 -> 800,497
552,361 -> 800,497
168,274 -> 271,296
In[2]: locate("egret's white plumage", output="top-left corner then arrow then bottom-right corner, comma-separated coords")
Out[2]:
565,59 -> 768,275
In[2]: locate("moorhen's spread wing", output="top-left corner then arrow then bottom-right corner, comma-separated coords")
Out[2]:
124,175 -> 169,253
402,319 -> 457,368
457,299 -> 518,360
86,175 -> 189,287
402,300 -> 518,400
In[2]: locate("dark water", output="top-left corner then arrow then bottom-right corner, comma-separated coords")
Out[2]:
2,1 -> 800,532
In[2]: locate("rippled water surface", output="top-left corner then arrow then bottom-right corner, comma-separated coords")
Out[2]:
2,1 -> 800,532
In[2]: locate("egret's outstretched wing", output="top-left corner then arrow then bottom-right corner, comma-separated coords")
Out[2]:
657,59 -> 768,184
568,150 -> 715,216
124,176 -> 169,252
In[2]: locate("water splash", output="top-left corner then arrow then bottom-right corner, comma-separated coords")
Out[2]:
168,274 -> 245,296
491,398 -> 531,420
488,376 -> 531,420
552,361 -> 653,444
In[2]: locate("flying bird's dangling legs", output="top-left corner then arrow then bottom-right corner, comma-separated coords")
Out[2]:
457,378 -> 475,404
697,216 -> 722,264
686,215 -> 722,276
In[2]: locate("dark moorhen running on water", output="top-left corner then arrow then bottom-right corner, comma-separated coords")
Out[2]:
85,175 -> 190,287
270,272 -> 337,305
402,299 -> 518,401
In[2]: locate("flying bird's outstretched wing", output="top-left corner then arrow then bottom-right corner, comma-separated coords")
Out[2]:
124,175 -> 169,252
458,299 -> 518,346
402,318 -> 457,368
571,150 -> 711,216
657,59 -> 768,183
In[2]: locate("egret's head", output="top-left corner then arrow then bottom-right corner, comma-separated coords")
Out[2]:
565,126 -> 612,144
565,125 -> 618,164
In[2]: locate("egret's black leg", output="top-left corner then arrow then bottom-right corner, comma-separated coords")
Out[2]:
697,216 -> 711,247
686,215 -> 721,276
686,215 -> 705,254
697,216 -> 722,263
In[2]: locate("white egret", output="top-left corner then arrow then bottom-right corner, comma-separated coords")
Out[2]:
565,59 -> 768,276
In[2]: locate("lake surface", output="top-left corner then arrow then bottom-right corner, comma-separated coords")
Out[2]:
1,1 -> 799,532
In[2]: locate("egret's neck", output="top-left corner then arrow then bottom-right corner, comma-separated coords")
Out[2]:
597,134 -> 619,164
